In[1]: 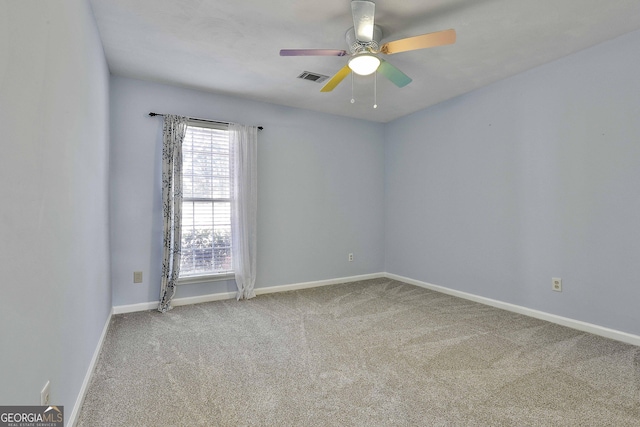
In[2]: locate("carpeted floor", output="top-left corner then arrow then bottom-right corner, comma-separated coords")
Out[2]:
77,278 -> 640,426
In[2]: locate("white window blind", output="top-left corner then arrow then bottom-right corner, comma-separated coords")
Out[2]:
180,122 -> 233,278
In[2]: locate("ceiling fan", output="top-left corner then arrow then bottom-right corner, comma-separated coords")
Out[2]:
280,0 -> 456,95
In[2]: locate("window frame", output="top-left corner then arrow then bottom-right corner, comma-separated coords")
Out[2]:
177,120 -> 234,285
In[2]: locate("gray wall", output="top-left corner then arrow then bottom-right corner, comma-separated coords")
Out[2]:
385,29 -> 640,336
0,0 -> 111,415
110,76 -> 385,306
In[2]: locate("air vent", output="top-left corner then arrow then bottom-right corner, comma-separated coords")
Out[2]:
297,71 -> 329,84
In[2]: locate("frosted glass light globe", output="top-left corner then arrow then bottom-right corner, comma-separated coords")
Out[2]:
348,53 -> 380,76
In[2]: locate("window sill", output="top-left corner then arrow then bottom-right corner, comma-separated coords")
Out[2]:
178,272 -> 235,285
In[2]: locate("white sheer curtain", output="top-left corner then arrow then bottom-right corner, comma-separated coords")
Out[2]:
230,123 -> 258,300
158,115 -> 188,312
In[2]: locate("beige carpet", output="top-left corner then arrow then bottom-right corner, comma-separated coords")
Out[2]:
77,278 -> 640,426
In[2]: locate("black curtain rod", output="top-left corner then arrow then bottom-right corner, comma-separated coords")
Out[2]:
149,112 -> 263,131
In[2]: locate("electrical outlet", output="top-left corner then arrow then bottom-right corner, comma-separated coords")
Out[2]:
348,253 -> 354,262
133,271 -> 143,283
552,277 -> 562,292
41,381 -> 50,405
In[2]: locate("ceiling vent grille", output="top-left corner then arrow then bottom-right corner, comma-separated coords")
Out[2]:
297,71 -> 329,83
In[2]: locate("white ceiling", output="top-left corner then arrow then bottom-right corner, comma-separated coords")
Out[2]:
90,0 -> 640,123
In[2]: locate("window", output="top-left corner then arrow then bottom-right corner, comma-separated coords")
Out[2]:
180,121 -> 233,280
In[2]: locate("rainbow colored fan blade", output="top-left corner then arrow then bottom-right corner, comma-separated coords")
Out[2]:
280,49 -> 348,57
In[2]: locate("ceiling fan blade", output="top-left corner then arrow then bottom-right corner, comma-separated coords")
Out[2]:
377,60 -> 412,88
320,65 -> 352,92
351,0 -> 375,43
380,29 -> 456,54
280,49 -> 348,56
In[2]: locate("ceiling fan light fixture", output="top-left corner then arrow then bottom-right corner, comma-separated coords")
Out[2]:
348,53 -> 380,76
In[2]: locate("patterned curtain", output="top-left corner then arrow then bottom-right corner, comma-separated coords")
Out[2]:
230,123 -> 258,300
158,115 -> 188,312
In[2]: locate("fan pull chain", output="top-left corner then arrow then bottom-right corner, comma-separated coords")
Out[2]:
351,72 -> 355,104
373,71 -> 378,109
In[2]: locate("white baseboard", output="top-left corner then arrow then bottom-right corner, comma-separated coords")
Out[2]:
111,291 -> 237,314
112,272 -> 385,315
385,272 -> 640,347
67,310 -> 112,427
112,301 -> 158,314
255,272 -> 384,295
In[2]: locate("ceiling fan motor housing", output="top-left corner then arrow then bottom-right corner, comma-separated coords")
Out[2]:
346,25 -> 383,54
